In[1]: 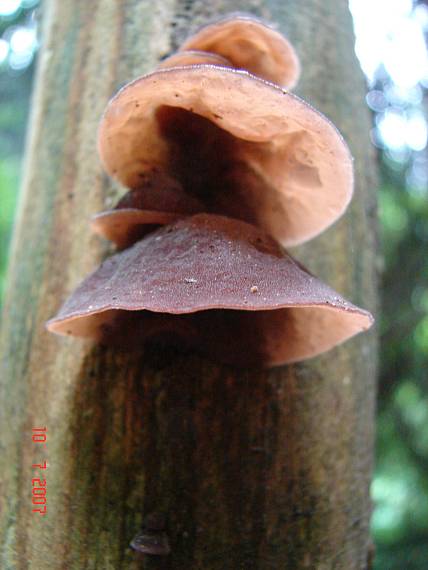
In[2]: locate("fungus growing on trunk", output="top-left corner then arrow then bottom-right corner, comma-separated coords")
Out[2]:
98,66 -> 353,247
178,14 -> 300,88
47,215 -> 373,367
91,171 -> 203,248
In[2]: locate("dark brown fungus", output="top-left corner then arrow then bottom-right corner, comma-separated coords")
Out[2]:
98,66 -> 353,247
91,171 -> 203,248
47,215 -> 373,367
178,15 -> 300,88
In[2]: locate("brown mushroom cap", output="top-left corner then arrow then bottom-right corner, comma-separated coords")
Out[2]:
47,214 -> 373,367
157,50 -> 233,69
91,171 -> 203,248
98,66 -> 353,247
179,15 -> 300,88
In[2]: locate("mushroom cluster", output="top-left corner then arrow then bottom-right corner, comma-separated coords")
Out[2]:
47,15 -> 373,367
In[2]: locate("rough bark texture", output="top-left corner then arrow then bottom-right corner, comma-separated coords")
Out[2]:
0,1 -> 378,569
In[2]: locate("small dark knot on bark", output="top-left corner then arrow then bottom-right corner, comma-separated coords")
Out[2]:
130,512 -> 170,556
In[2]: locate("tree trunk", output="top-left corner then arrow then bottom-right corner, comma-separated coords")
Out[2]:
0,1 -> 378,569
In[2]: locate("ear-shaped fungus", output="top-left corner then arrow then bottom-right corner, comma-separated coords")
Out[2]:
91,171 -> 203,248
178,15 -> 300,88
47,214 -> 373,367
158,50 -> 233,69
98,66 -> 353,247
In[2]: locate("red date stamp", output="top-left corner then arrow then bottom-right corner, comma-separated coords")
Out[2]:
32,427 -> 47,516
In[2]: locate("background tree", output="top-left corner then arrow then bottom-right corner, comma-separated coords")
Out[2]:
0,1 -> 377,569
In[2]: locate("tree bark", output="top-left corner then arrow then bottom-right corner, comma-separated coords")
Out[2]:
0,1 -> 378,569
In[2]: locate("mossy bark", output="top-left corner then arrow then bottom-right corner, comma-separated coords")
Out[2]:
0,1 -> 378,568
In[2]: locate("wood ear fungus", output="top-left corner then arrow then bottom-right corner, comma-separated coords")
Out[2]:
47,215 -> 373,367
48,15 -> 373,369
157,50 -> 233,69
98,66 -> 353,247
91,171 -> 203,248
178,14 -> 301,88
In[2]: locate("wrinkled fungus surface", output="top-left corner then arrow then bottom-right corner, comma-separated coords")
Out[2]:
179,15 -> 300,87
98,66 -> 353,247
91,172 -> 203,247
48,215 -> 373,366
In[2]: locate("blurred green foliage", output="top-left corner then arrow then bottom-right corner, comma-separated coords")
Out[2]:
0,2 -> 427,569
373,160 -> 428,569
0,156 -> 19,299
0,0 -> 36,298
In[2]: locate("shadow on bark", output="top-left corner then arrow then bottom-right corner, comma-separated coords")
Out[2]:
66,341 -> 344,568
